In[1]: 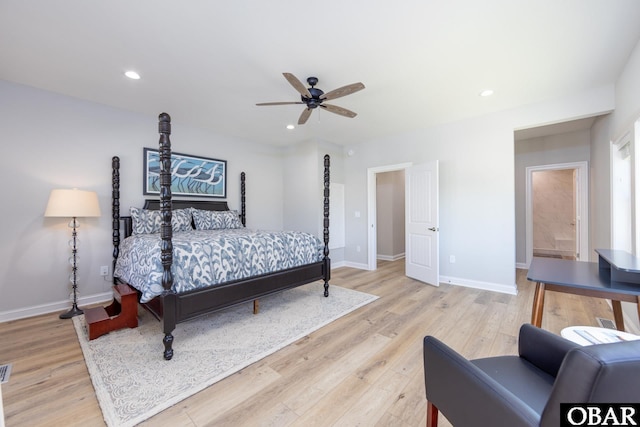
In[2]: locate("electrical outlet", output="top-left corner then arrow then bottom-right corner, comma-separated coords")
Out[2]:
100,265 -> 109,276
449,255 -> 456,263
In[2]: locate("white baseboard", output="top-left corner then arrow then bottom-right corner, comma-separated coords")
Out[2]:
340,261 -> 371,271
515,262 -> 528,270
330,260 -> 347,269
377,253 -> 406,262
439,275 -> 518,295
0,292 -> 113,323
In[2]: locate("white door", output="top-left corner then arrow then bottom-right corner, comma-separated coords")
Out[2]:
405,161 -> 439,285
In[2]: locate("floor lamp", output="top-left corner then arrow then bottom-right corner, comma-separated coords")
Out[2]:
45,188 -> 101,319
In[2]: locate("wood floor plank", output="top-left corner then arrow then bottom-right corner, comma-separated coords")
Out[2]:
288,375 -> 370,427
331,377 -> 394,426
385,371 -> 428,425
0,259 -> 620,426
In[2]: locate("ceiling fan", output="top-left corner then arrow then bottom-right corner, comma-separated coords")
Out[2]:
256,73 -> 365,125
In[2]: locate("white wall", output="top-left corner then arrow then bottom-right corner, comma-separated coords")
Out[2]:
344,85 -> 615,294
589,38 -> 640,257
589,114 -> 612,254
281,140 -> 346,265
0,80 -> 285,319
612,39 -> 640,139
589,33 -> 640,256
592,38 -> 640,331
283,141 -> 319,234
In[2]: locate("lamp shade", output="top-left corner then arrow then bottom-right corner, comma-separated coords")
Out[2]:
45,189 -> 101,218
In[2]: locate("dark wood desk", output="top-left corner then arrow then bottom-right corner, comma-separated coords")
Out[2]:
527,249 -> 640,331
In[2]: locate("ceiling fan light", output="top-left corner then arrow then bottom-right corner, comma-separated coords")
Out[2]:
286,124 -> 295,130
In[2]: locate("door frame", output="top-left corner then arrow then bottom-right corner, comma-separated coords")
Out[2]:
525,161 -> 589,265
610,130 -> 634,254
367,162 -> 413,270
609,131 -> 637,254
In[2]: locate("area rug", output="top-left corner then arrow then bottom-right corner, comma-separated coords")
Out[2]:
73,282 -> 378,427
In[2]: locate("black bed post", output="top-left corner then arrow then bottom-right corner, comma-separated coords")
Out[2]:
112,156 -> 120,284
158,112 -> 176,360
323,154 -> 331,297
240,172 -> 246,227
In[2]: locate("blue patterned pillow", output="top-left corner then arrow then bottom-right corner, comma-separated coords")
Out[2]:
191,208 -> 223,230
222,210 -> 243,229
172,209 -> 194,232
192,209 -> 243,230
130,207 -> 193,234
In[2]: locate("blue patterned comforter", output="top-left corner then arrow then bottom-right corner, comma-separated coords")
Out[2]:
114,228 -> 324,303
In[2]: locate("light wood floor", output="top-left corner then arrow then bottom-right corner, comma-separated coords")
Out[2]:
0,260 -> 616,426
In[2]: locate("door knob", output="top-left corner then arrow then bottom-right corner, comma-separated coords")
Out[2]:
428,227 -> 438,232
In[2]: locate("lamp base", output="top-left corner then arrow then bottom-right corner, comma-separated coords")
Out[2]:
59,304 -> 84,319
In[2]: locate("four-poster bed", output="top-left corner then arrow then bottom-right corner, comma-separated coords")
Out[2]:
110,112 -> 331,360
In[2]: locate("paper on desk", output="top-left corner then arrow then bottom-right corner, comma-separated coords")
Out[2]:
575,328 -> 636,344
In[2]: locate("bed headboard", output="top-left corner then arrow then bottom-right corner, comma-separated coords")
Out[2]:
143,199 -> 230,211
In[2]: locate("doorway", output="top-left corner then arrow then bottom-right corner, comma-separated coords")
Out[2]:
532,168 -> 577,259
367,163 -> 412,270
376,170 -> 406,262
525,161 -> 589,264
367,161 -> 440,287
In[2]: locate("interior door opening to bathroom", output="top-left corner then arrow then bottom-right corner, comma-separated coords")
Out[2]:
526,162 -> 589,264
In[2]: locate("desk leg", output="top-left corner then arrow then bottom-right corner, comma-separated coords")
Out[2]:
531,282 -> 545,328
612,300 -> 625,331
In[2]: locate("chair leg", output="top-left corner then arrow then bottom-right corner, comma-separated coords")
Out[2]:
427,401 -> 439,427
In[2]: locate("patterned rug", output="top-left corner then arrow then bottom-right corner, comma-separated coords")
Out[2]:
72,282 -> 378,427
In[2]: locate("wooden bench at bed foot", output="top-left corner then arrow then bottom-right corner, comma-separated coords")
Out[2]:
84,284 -> 138,340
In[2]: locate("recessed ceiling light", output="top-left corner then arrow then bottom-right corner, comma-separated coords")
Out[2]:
124,71 -> 141,80
479,89 -> 494,97
286,124 -> 295,130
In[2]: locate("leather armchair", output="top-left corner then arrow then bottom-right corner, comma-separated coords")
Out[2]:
423,324 -> 640,427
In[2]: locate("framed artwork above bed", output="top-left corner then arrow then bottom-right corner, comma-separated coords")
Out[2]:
143,148 -> 227,198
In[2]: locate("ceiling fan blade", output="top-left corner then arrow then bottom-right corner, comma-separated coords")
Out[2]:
298,108 -> 313,125
256,102 -> 305,106
283,73 -> 312,98
320,103 -> 357,118
320,82 -> 365,101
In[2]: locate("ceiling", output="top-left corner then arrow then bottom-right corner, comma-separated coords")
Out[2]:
2,1 -> 640,147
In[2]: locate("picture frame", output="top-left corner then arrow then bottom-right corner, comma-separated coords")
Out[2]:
143,148 -> 227,198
